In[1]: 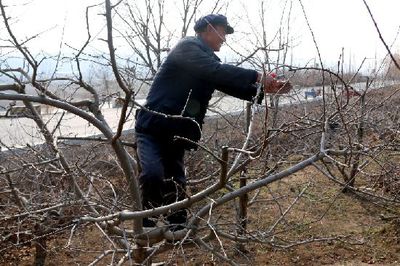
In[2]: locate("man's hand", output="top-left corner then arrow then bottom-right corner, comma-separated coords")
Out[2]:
263,75 -> 292,94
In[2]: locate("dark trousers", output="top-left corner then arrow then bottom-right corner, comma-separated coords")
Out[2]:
135,132 -> 187,224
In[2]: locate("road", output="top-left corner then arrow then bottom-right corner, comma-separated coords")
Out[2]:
0,80 -> 397,151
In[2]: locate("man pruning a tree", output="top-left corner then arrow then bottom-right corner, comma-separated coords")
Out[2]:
135,14 -> 292,229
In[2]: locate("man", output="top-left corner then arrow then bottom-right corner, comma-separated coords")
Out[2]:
135,14 -> 291,228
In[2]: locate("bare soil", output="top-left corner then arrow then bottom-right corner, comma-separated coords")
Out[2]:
1,166 -> 399,265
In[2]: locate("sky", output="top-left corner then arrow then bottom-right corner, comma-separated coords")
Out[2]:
289,0 -> 400,70
1,0 -> 399,75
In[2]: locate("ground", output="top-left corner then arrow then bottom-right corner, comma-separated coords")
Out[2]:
1,166 -> 399,265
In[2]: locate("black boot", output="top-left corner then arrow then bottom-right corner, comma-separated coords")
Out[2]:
142,217 -> 157,227
166,209 -> 187,231
140,181 -> 163,228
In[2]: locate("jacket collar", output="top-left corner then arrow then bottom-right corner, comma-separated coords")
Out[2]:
196,35 -> 221,62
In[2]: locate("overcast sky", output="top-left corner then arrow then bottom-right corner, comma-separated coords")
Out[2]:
1,0 -> 399,74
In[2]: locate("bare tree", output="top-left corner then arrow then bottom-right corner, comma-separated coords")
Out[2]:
115,0 -> 227,79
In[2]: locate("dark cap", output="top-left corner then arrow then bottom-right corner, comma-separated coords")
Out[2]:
194,14 -> 234,34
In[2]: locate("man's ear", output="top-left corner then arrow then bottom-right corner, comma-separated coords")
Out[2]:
206,24 -> 213,33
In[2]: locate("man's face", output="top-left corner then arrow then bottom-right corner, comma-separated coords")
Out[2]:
203,24 -> 227,51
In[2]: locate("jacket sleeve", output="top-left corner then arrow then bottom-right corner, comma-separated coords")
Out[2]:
169,40 -> 258,96
217,83 -> 258,102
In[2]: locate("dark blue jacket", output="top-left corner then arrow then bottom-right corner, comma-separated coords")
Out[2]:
135,36 -> 259,137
